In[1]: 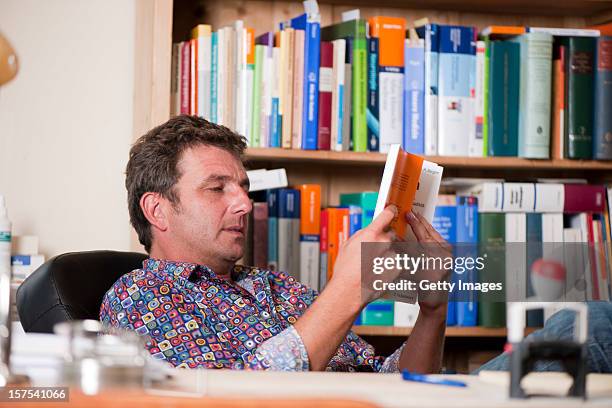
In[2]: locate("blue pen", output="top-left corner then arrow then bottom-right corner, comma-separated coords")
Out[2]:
402,369 -> 467,388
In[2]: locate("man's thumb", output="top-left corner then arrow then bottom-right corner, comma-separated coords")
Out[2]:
369,205 -> 397,232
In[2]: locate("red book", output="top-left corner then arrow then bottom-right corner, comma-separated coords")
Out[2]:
319,209 -> 329,290
253,202 -> 269,269
563,184 -> 606,213
180,41 -> 191,115
317,41 -> 333,150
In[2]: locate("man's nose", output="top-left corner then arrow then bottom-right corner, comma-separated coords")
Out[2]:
231,187 -> 252,214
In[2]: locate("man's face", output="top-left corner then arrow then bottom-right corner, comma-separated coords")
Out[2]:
164,144 -> 252,267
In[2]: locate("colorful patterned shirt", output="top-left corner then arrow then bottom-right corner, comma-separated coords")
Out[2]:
100,259 -> 404,371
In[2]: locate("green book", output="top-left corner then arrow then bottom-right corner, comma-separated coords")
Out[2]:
340,192 -> 378,227
321,19 -> 368,152
482,37 -> 491,157
250,45 -> 264,147
488,40 -> 520,157
360,299 -> 394,326
563,36 -> 596,160
478,212 -> 506,328
513,33 -> 553,159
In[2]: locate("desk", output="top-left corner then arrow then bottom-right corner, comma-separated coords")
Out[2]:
3,370 -> 612,408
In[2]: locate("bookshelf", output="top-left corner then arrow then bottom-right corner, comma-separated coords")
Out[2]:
135,0 -> 612,373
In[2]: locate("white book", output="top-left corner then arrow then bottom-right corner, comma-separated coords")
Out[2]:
502,183 -> 535,212
189,38 -> 197,116
505,213 -> 526,323
527,27 -> 600,37
563,228 -> 586,302
234,21 -> 249,140
458,182 -> 503,213
193,25 -> 212,120
534,183 -> 564,213
374,144 -> 443,231
260,45 -> 273,148
292,29 -> 305,150
469,41 -> 485,157
541,213 -> 568,320
569,213 -> 593,300
216,28 -> 226,126
247,168 -> 288,192
270,47 -> 281,147
331,39 -> 346,152
393,302 -> 420,327
379,66 -> 404,153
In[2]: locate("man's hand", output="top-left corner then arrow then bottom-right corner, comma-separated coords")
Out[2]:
406,211 -> 452,319
328,205 -> 398,310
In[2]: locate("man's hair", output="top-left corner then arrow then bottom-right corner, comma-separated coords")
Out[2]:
126,115 -> 247,252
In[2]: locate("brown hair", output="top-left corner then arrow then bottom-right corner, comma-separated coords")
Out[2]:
126,115 -> 247,252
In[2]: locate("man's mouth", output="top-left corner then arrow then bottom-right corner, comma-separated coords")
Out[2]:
223,225 -> 245,236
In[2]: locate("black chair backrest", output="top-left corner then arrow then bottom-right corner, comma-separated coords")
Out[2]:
16,250 -> 147,333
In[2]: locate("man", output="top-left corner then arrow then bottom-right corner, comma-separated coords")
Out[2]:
100,115 -> 450,371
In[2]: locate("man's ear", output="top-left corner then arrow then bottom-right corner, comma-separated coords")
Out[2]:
140,192 -> 169,232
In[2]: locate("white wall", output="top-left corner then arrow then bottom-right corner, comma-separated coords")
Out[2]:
0,0 -> 136,257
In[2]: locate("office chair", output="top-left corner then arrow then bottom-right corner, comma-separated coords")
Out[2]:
16,250 -> 147,333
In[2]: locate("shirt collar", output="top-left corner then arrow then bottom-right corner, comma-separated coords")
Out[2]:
142,258 -> 265,283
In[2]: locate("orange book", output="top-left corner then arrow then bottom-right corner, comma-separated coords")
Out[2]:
246,28 -> 255,65
299,184 -> 321,235
374,144 -> 443,239
590,22 -> 612,35
550,45 -> 566,159
326,207 -> 349,281
480,25 -> 526,37
369,16 -> 406,68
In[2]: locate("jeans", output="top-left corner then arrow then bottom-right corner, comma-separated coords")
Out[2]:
473,302 -> 612,374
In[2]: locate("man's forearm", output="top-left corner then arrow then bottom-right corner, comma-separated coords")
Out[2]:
398,307 -> 446,373
293,280 -> 362,371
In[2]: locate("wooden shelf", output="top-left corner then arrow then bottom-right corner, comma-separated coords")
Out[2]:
352,325 -> 537,337
245,148 -> 612,171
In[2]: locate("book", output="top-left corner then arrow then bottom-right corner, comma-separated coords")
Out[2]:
319,209 -> 329,290
280,28 -> 295,148
340,192 -> 378,227
326,207 -> 349,280
361,300 -> 394,326
288,2 -> 322,150
247,168 -> 288,192
299,184 -> 321,289
278,189 -> 301,277
192,25 -> 212,120
534,183 -> 565,213
505,212 -> 526,326
564,36 -> 596,159
526,27 -> 600,37
394,301 -> 420,327
514,32 -> 553,158
369,16 -> 406,153
170,43 -> 180,116
180,41 -> 191,115
502,183 -> 535,213
374,144 -> 443,239
563,184 -> 606,213
432,194 -> 457,326
321,19 -> 368,152
366,36 -> 379,152
251,44 -> 264,147
292,29 -> 305,149
403,39 -> 425,155
525,212 -> 544,327
270,47 -> 281,147
437,25 -> 475,156
234,22 -> 250,140
488,40 -> 520,156
189,38 -> 197,116
267,190 -> 279,271
317,41 -> 333,150
594,36 -> 612,160
342,39 -> 353,152
470,40 -> 485,157
416,24 -> 440,156
478,212 -> 506,328
455,196 -> 478,326
550,44 -> 566,160
331,39 -> 346,151
346,205 -> 363,236
253,202 -> 269,269
211,32 -> 219,124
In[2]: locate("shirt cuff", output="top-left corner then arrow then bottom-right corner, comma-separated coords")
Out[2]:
379,341 -> 407,373
255,325 -> 310,371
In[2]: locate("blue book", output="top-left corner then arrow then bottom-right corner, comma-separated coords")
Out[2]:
416,24 -> 440,155
403,39 -> 425,154
437,25 -> 475,156
488,40 -> 520,157
594,36 -> 612,160
455,196 -> 478,327
347,205 -> 363,236
526,213 -> 544,327
367,37 -> 380,151
210,32 -> 218,124
267,190 -> 279,271
289,11 -> 321,150
278,189 -> 301,276
432,198 -> 457,326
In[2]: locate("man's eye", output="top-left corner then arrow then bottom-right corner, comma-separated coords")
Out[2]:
210,186 -> 224,192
